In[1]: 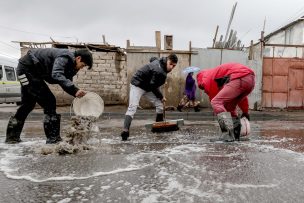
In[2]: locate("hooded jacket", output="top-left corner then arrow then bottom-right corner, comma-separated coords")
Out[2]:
185,73 -> 196,100
18,48 -> 79,96
196,63 -> 254,113
131,57 -> 168,99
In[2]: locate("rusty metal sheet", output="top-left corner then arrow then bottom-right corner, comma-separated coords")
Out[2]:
263,58 -> 273,75
288,90 -> 303,107
273,58 -> 289,75
262,76 -> 273,92
273,76 -> 288,92
262,93 -> 272,107
262,57 -> 304,108
288,68 -> 304,89
272,93 -> 287,108
288,68 -> 304,108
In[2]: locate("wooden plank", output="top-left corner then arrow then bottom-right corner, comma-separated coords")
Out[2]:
212,25 -> 219,48
155,31 -> 161,50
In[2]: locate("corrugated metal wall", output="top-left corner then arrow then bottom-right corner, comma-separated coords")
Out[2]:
126,51 -> 191,108
191,48 -> 262,110
262,57 -> 304,108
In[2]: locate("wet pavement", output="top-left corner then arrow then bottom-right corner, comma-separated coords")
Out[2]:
0,114 -> 304,202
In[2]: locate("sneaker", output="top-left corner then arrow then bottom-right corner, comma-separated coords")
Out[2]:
121,131 -> 129,141
177,105 -> 182,112
194,106 -> 200,112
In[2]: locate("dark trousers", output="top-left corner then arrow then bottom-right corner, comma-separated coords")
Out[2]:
15,65 -> 57,121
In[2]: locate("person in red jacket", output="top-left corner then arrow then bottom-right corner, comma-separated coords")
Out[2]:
196,63 -> 255,141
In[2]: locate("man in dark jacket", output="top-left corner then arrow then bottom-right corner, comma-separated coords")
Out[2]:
5,48 -> 93,144
121,53 -> 178,141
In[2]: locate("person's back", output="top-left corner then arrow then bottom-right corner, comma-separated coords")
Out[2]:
131,58 -> 167,92
197,62 -> 255,142
21,48 -> 76,83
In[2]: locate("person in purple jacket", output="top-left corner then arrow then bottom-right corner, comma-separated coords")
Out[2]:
177,72 -> 200,112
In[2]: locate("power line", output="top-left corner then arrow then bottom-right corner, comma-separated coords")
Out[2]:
0,41 -> 20,50
274,5 -> 304,32
0,56 -> 18,64
285,5 -> 304,23
0,52 -> 19,60
0,24 -> 77,40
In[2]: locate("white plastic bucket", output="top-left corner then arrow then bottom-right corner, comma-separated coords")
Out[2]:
240,117 -> 251,137
72,92 -> 104,118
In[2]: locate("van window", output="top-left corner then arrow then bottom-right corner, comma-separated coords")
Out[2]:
4,66 -> 16,81
0,65 -> 3,80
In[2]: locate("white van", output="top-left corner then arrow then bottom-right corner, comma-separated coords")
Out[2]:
0,56 -> 21,105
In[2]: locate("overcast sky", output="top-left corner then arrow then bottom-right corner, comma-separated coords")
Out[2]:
1,0 -> 304,60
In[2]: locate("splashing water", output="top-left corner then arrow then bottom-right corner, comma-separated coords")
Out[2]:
39,116 -> 99,155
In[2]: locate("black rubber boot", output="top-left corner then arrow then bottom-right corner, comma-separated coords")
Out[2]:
155,113 -> 164,122
121,115 -> 132,141
177,105 -> 183,112
194,106 -> 200,112
5,116 -> 24,144
233,117 -> 241,141
44,114 -> 62,144
121,131 -> 129,141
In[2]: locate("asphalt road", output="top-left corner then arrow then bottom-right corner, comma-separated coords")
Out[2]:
0,117 -> 303,203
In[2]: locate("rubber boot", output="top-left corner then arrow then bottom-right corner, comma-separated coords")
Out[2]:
121,115 -> 132,141
5,116 -> 24,144
177,105 -> 183,112
194,106 -> 200,112
217,112 -> 235,142
155,113 -> 164,122
44,114 -> 62,144
121,131 -> 129,141
233,117 -> 241,141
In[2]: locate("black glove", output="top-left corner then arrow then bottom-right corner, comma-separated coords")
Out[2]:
214,76 -> 230,88
241,113 -> 250,121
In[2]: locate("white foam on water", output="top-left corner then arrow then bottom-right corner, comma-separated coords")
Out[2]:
164,144 -> 207,154
4,166 -> 143,183
0,141 -> 148,182
52,194 -> 63,198
127,144 -> 208,172
137,175 -> 223,202
100,185 -> 111,190
57,198 -> 72,203
225,182 -> 278,189
125,145 -> 224,202
84,184 -> 94,190
241,142 -> 304,163
252,137 -> 294,143
140,192 -> 161,203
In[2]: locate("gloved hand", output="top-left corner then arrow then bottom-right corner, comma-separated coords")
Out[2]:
241,112 -> 250,121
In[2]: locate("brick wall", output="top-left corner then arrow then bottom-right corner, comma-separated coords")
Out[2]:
53,51 -> 128,105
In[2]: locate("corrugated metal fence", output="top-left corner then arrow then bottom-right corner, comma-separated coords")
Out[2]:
262,57 -> 304,109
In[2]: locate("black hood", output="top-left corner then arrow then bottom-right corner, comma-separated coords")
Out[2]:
159,57 -> 168,72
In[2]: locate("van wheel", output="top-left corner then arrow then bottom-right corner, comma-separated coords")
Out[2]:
16,102 -> 22,106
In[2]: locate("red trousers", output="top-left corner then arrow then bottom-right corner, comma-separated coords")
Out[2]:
211,74 -> 255,117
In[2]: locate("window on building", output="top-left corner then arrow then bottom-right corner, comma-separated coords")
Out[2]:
0,65 -> 3,80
